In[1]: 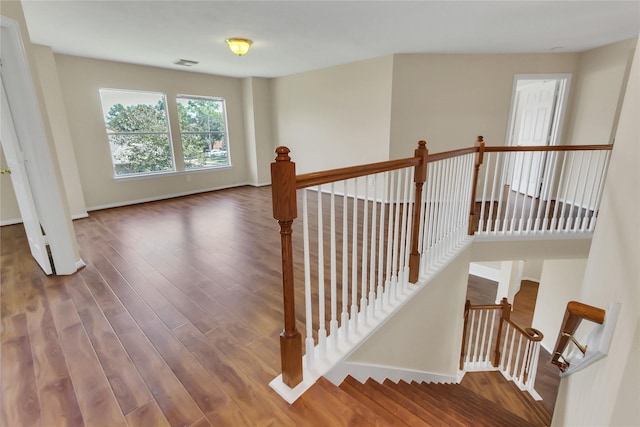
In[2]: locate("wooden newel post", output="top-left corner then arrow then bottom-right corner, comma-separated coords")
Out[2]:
468,136 -> 485,235
271,146 -> 303,388
493,297 -> 511,367
409,140 -> 428,283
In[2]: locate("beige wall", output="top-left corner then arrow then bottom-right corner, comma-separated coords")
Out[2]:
388,53 -> 580,158
242,77 -> 275,186
532,258 -> 587,351
53,54 -> 251,209
271,56 -> 394,174
32,44 -> 87,218
553,40 -> 639,427
347,248 -> 470,374
564,38 -> 637,146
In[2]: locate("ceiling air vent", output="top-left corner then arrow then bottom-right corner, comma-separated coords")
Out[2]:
174,59 -> 199,67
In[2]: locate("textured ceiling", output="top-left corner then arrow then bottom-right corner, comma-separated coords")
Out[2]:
20,1 -> 640,78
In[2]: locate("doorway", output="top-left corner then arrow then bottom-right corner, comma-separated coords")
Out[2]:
506,74 -> 571,198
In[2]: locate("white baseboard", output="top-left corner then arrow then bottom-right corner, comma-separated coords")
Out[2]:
0,217 -> 22,226
2,211 -> 88,226
87,182 -> 252,212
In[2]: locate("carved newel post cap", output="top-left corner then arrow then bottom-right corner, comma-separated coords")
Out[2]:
275,146 -> 291,162
418,140 -> 427,148
477,135 -> 484,142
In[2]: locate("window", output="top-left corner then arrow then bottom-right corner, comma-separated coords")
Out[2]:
99,89 -> 174,176
177,95 -> 230,169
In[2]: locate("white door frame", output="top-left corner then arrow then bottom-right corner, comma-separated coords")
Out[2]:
1,78 -> 53,274
505,74 -> 571,199
0,16 -> 84,275
506,73 -> 571,148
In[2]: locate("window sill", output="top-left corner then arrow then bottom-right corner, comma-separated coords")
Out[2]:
113,164 -> 233,181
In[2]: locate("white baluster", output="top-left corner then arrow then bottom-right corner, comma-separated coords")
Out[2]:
316,187 -> 327,357
496,152 -> 510,234
526,342 -> 541,391
500,323 -> 510,369
473,310 -> 483,363
551,152 -> 570,231
479,151 -> 492,233
341,180 -> 349,340
468,310 -> 477,366
565,151 -> 585,232
391,170 -> 403,300
589,151 -> 611,231
369,174 -> 378,316
486,310 -> 497,367
351,179 -> 359,330
505,326 -> 516,377
329,183 -> 338,349
384,171 -> 396,306
513,334 -> 524,383
302,190 -> 314,369
520,152 -> 535,232
575,151 -> 594,231
486,153 -> 501,234
539,151 -> 558,232
398,168 -> 411,290
582,152 -> 601,231
377,172 -> 387,311
360,178 -> 369,324
479,310 -> 490,364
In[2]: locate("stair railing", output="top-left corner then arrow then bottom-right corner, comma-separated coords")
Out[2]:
462,298 -> 544,399
271,137 -> 611,401
470,143 -> 613,235
270,142 -> 428,390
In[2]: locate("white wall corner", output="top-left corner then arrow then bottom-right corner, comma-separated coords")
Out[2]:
469,262 -> 501,281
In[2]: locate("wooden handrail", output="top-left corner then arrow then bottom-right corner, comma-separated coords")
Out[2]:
424,146 -> 479,163
296,157 -> 422,189
551,301 -> 605,372
483,144 -> 612,153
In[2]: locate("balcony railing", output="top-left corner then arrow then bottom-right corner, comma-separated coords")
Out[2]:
269,137 -> 612,402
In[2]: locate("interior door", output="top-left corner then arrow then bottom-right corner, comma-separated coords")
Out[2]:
0,77 -> 53,274
511,80 -> 558,197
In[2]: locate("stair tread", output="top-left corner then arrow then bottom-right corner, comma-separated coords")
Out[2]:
318,377 -> 408,427
412,381 -> 540,427
460,371 -> 552,425
343,376 -> 428,427
382,379 -> 468,427
292,382 -> 375,426
366,379 -> 452,426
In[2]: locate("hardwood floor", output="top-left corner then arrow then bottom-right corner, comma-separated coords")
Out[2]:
2,185 -> 559,426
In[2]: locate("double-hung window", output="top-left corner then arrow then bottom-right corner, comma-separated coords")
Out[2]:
99,89 -> 174,176
177,95 -> 230,169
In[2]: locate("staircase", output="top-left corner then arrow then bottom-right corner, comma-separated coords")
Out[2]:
312,372 -> 552,426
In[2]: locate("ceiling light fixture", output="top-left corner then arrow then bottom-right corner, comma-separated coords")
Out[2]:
226,38 -> 252,56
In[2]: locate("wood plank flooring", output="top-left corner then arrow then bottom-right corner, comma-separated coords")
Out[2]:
2,185 -> 559,426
